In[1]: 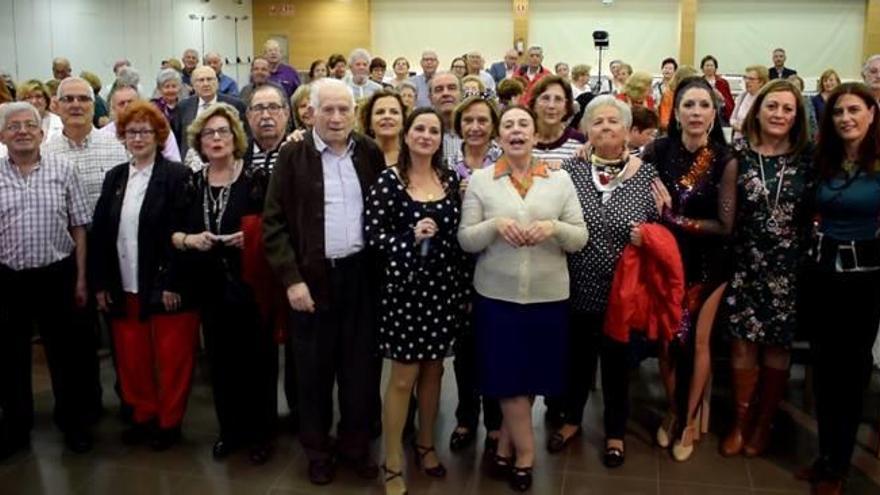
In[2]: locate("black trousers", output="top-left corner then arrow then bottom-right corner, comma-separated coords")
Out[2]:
291,255 -> 378,461
453,313 -> 501,432
600,335 -> 634,439
804,267 -> 880,480
557,311 -> 602,426
202,286 -> 276,445
0,257 -> 97,440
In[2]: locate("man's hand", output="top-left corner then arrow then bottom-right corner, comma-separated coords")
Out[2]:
287,282 -> 315,313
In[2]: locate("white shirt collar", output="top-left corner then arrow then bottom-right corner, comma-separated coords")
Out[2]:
312,128 -> 355,156
128,161 -> 154,179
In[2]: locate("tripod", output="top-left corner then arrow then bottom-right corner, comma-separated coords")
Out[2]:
593,45 -> 609,94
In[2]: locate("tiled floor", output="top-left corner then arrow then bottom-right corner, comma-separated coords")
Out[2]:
3,347 -> 880,494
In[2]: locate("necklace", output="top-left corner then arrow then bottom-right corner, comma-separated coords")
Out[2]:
757,153 -> 787,234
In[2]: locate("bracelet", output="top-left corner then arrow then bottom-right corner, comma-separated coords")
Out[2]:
180,234 -> 189,250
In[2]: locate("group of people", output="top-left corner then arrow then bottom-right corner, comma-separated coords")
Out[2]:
1,41 -> 880,495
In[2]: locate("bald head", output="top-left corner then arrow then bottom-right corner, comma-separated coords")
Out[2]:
53,57 -> 71,80
191,66 -> 219,100
263,39 -> 283,67
504,49 -> 519,67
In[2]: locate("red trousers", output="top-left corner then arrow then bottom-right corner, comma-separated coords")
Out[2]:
112,294 -> 200,428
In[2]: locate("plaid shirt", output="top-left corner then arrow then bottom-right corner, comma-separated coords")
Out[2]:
0,154 -> 91,270
43,129 -> 128,216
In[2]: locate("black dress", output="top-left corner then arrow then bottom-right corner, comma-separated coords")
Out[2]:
364,167 -> 467,363
179,162 -> 276,446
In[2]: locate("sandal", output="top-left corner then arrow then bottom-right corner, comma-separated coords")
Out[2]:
382,464 -> 407,495
509,465 -> 533,492
488,453 -> 513,480
412,443 -> 447,477
449,426 -> 476,451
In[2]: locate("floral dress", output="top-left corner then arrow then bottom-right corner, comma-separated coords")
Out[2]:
364,167 -> 468,362
724,141 -> 815,347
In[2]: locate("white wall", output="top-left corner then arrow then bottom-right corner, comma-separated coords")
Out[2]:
529,0 -> 680,77
0,0 -> 253,94
371,0 -> 513,71
695,0 -> 865,82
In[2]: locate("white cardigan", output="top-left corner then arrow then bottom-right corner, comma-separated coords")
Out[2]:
458,165 -> 588,304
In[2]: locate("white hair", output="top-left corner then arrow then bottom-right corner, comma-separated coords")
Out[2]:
57,77 -> 95,100
581,95 -> 633,131
349,48 -> 372,66
864,54 -> 880,77
308,78 -> 355,110
0,102 -> 42,131
156,68 -> 182,88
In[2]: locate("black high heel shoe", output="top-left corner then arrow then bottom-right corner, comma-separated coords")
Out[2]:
449,426 -> 476,451
488,453 -> 513,480
413,443 -> 447,477
509,465 -> 533,492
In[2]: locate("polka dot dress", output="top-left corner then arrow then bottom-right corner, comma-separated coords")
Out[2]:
364,167 -> 467,363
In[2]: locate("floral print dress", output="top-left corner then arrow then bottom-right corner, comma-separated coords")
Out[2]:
724,141 -> 814,347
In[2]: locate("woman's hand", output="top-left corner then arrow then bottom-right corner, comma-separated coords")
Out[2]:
220,231 -> 244,249
524,220 -> 555,245
96,290 -> 112,312
495,217 -> 528,247
162,291 -> 181,312
184,231 -> 216,251
414,218 -> 438,243
285,128 -> 307,144
630,223 -> 643,246
651,178 -> 672,215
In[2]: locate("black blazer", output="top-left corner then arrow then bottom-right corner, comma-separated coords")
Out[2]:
171,94 -> 249,158
90,155 -> 193,319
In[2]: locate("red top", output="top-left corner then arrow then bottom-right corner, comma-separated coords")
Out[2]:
710,76 -> 735,122
604,223 -> 685,343
517,65 -> 553,105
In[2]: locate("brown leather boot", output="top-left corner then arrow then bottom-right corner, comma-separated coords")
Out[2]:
743,367 -> 789,457
720,367 -> 759,457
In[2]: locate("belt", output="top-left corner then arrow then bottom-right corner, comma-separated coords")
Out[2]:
810,234 -> 880,273
325,250 -> 365,270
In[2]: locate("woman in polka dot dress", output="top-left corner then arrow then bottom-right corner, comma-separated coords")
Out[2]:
364,107 -> 468,495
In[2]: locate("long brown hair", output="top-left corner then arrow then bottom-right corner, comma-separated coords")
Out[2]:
815,82 -> 880,178
397,107 -> 449,188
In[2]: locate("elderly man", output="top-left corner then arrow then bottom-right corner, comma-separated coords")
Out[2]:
205,52 -> 240,97
181,48 -> 199,88
347,48 -> 382,101
239,57 -> 282,106
768,48 -> 797,80
99,85 -> 181,162
410,49 -> 440,109
429,71 -> 463,167
52,57 -> 72,80
263,39 -> 300,97
465,50 -> 497,92
44,77 -> 128,216
171,65 -> 247,161
245,84 -> 289,171
864,54 -> 880,102
0,102 -> 95,458
516,45 -> 552,104
263,78 -> 383,485
489,48 -> 520,83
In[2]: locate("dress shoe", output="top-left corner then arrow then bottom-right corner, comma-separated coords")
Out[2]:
308,459 -> 336,485
150,427 -> 181,452
121,421 -> 154,446
509,465 -> 533,492
449,426 -> 476,451
483,434 -> 500,460
602,440 -> 625,468
488,453 -> 513,480
212,438 -> 238,460
547,425 -> 582,454
64,430 -> 93,454
672,424 -> 696,462
413,443 -> 446,477
382,464 -> 407,495
656,412 -> 676,448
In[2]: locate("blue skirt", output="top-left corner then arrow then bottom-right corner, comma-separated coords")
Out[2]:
474,295 -> 569,399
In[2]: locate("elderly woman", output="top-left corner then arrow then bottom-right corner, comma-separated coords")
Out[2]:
447,96 -> 503,454
797,83 -> 880,495
16,79 -> 63,142
390,57 -> 411,88
151,68 -> 184,123
458,105 -> 587,492
359,89 -> 405,166
643,76 -> 736,462
701,55 -> 735,123
170,103 -> 276,464
366,108 -> 468,495
730,65 -> 770,139
617,71 -> 656,110
451,57 -> 468,79
328,54 -> 347,80
811,69 -> 840,123
290,83 -> 313,131
611,62 -> 632,95
548,96 -> 660,465
308,60 -> 327,82
91,101 -> 198,450
570,65 -> 592,99
529,75 -> 586,167
398,80 -> 418,114
653,58 -> 678,106
461,75 -> 486,98
720,80 -> 813,460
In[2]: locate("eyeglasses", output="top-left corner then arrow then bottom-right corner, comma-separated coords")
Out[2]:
58,94 -> 93,104
124,129 -> 156,139
200,127 -> 232,139
4,121 -> 40,132
249,103 -> 284,114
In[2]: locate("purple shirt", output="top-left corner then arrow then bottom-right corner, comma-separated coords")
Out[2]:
268,63 -> 301,98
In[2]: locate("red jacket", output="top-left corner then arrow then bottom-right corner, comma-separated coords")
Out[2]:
604,224 -> 684,343
517,65 -> 552,105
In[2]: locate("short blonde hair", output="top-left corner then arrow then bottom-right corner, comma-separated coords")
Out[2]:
571,64 -> 591,80
460,75 -> 486,93
744,65 -> 770,85
186,102 -> 248,163
290,84 -> 312,129
817,69 -> 840,93
623,71 -> 653,101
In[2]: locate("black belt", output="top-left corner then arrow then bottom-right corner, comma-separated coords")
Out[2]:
810,234 -> 880,272
325,250 -> 365,270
